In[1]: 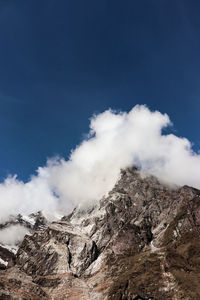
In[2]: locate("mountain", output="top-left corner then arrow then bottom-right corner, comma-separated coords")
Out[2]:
0,212 -> 49,269
0,166 -> 200,299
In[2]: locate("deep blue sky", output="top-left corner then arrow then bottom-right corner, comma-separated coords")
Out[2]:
0,0 -> 200,181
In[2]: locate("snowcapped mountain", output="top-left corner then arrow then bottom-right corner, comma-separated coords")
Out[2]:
0,166 -> 200,299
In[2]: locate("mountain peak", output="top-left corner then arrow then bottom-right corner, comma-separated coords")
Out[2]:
0,167 -> 200,299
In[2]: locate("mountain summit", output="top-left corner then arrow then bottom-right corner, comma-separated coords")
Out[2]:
0,166 -> 200,299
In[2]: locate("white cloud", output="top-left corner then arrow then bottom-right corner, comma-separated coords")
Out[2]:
0,105 -> 199,222
0,225 -> 29,245
0,170 -> 57,222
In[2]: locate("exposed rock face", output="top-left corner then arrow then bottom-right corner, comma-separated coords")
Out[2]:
1,167 -> 200,299
0,212 -> 49,269
17,222 -> 98,277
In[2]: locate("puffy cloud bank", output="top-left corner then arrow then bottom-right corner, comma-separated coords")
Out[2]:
0,105 -> 200,222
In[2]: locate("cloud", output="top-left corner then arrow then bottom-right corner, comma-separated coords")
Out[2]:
0,170 -> 58,222
0,105 -> 200,222
0,225 -> 29,245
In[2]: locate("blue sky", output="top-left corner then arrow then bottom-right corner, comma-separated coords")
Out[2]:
0,0 -> 200,181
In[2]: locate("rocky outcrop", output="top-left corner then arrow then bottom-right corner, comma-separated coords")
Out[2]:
1,167 -> 200,299
17,221 -> 99,277
0,211 -> 49,269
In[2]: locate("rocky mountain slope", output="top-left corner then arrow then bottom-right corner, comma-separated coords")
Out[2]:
0,212 -> 49,269
0,166 -> 200,299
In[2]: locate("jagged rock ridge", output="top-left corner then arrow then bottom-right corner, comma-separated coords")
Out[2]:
0,211 -> 49,269
1,167 -> 200,299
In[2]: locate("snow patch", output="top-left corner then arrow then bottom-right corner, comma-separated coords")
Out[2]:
21,215 -> 36,226
0,257 -> 8,266
0,244 -> 18,254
